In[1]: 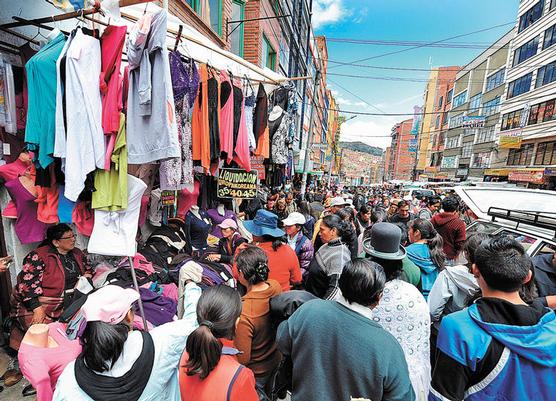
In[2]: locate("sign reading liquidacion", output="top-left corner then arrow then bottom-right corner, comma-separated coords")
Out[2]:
217,168 -> 259,199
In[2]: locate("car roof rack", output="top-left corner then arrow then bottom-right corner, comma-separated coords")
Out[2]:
488,207 -> 556,240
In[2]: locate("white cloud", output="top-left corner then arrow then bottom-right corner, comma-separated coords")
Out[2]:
313,0 -> 345,29
340,116 -> 398,150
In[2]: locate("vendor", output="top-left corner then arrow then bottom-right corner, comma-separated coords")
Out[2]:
206,219 -> 247,264
9,223 -> 92,350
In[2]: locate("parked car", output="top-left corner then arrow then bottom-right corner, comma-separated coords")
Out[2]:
454,186 -> 556,257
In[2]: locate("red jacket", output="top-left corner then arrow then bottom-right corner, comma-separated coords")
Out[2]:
33,246 -> 89,298
179,340 -> 259,401
431,212 -> 467,260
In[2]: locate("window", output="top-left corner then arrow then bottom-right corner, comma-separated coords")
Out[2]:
528,98 -> 556,125
543,24 -> 556,49
507,73 -> 533,98
483,97 -> 501,116
469,93 -> 482,112
449,113 -> 465,128
462,142 -> 473,158
501,109 -> 524,131
186,0 -> 222,34
475,126 -> 496,143
519,0 -> 544,33
441,111 -> 448,125
446,134 -> 462,149
441,155 -> 458,169
262,35 -> 277,70
508,144 -> 535,165
438,96 -> 444,108
513,37 -> 539,66
536,60 -> 556,88
485,68 -> 505,92
447,89 -> 453,104
435,115 -> 441,128
534,141 -> 556,164
230,1 -> 245,56
471,152 -> 491,168
452,91 -> 467,108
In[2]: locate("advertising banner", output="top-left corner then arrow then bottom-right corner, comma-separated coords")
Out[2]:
462,116 -> 486,128
217,168 -> 258,199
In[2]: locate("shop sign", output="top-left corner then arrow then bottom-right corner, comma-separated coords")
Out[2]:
456,168 -> 469,177
508,169 -> 546,184
425,166 -> 440,173
463,116 -> 486,128
250,155 -> 266,180
217,168 -> 258,199
484,168 -> 510,176
545,168 -> 556,176
499,129 -> 522,149
161,191 -> 177,206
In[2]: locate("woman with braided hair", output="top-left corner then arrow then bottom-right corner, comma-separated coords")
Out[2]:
234,245 -> 282,401
406,218 -> 446,299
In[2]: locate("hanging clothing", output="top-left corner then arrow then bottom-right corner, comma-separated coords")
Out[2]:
160,52 -> 198,190
268,107 -> 289,165
191,64 -> 210,172
177,180 -> 200,218
25,32 -> 66,169
219,70 -> 234,162
207,73 -> 221,162
232,80 -> 251,171
18,322 -> 82,401
100,24 -> 127,170
92,113 -> 128,211
126,10 -> 179,164
64,29 -> 105,202
0,58 -> 17,134
57,185 -> 75,224
243,84 -> 257,149
53,32 -> 74,169
88,175 -> 147,257
36,185 -> 60,224
253,84 -> 268,144
0,156 -> 33,218
72,201 -> 94,237
5,178 -> 47,244
253,126 -> 270,159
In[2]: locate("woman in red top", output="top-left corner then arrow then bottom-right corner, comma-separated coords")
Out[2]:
243,209 -> 302,291
179,285 -> 259,401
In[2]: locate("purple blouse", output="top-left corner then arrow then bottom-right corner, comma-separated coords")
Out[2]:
206,208 -> 237,238
5,178 -> 47,244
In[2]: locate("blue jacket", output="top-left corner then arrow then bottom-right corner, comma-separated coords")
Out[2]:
429,301 -> 556,401
406,243 -> 439,299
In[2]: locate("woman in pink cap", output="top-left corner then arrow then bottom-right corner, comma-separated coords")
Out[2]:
206,218 -> 247,264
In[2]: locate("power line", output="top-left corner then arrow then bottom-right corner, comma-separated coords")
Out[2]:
327,78 -> 387,114
325,38 -> 510,49
328,21 -> 515,70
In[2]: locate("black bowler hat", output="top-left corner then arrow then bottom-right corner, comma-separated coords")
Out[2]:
362,222 -> 406,260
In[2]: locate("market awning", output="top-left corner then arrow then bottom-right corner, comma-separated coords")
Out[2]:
116,3 -> 288,85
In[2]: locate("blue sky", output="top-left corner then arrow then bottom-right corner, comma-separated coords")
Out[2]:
313,0 -> 520,149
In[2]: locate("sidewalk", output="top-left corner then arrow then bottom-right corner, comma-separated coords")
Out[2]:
1,346 -> 33,401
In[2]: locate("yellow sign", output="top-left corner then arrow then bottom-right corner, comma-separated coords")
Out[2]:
484,168 -> 510,176
500,136 -> 522,149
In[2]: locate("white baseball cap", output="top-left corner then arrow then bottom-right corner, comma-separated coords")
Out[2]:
282,212 -> 306,226
329,196 -> 348,207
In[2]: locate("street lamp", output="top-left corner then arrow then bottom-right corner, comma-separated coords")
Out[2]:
327,115 -> 357,187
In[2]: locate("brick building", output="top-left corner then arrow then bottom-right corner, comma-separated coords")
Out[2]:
388,119 -> 416,181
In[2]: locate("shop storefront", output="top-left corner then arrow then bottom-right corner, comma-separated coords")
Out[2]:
483,168 -> 510,182
508,168 -> 547,188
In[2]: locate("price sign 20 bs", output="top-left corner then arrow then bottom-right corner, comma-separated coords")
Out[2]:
217,168 -> 259,199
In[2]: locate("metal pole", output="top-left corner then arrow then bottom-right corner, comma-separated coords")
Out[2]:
300,70 -> 321,197
128,256 -> 149,331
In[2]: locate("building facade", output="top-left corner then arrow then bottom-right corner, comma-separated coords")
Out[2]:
441,31 -> 513,181
388,119 -> 415,181
340,150 -> 383,186
415,69 -> 439,176
496,0 -> 556,189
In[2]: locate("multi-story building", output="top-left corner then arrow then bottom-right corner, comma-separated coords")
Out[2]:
415,69 -> 439,176
388,119 -> 416,181
421,67 -> 460,181
383,147 -> 392,181
441,31 -> 513,181
496,0 -> 556,189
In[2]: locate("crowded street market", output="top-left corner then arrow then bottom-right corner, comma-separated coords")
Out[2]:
1,1 -> 556,401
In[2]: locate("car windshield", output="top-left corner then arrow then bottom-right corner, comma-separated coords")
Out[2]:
467,221 -> 501,235
496,229 -> 538,252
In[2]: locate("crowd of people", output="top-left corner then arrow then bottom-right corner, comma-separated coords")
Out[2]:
2,184 -> 556,401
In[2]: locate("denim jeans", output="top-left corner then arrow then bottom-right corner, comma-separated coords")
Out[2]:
255,370 -> 277,401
